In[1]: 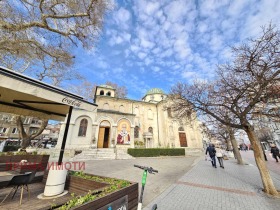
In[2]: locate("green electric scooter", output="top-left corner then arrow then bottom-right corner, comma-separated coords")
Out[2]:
134,164 -> 158,210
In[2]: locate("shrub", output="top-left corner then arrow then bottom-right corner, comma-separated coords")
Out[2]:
128,148 -> 185,157
134,140 -> 145,148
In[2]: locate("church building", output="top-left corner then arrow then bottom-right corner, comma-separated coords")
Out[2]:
56,85 -> 203,151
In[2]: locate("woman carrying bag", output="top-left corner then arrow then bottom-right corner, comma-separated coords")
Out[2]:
216,146 -> 225,168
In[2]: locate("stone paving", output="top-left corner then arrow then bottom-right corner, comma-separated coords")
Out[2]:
241,150 -> 280,176
144,156 -> 280,210
82,156 -> 200,207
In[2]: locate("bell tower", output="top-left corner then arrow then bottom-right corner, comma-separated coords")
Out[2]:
95,85 -> 115,98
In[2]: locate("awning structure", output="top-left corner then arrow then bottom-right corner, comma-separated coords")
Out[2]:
0,66 -> 98,164
0,66 -> 97,121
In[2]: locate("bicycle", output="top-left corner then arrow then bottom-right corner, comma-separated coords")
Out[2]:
134,164 -> 159,210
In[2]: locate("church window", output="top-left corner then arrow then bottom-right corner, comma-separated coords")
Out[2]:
100,90 -> 104,95
167,108 -> 172,118
178,127 -> 184,131
78,119 -> 88,136
150,95 -> 154,100
103,103 -> 109,110
148,109 -> 153,119
119,105 -> 125,112
134,126 -> 139,138
107,91 -> 111,96
148,127 -> 153,134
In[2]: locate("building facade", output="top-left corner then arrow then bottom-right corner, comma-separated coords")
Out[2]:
0,113 -> 43,141
57,85 -> 203,150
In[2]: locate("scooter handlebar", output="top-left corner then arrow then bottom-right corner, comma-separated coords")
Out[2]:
134,164 -> 158,173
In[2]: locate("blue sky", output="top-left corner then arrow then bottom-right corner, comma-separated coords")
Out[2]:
72,0 -> 280,100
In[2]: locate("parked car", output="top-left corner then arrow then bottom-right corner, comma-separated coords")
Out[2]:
0,139 -> 21,152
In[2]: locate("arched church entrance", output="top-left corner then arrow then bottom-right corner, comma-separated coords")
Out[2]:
98,120 -> 111,148
178,127 -> 188,147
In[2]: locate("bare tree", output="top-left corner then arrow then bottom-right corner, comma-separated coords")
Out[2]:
257,129 -> 274,144
68,80 -> 128,102
0,0 -> 111,85
15,116 -> 48,150
105,81 -> 128,98
169,24 -> 280,195
0,1 -> 110,149
68,80 -> 98,102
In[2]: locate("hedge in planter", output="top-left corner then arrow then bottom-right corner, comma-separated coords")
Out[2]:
127,148 -> 185,157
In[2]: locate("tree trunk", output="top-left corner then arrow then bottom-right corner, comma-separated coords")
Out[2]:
245,127 -> 279,196
226,139 -> 231,151
16,116 -> 30,150
16,116 -> 48,150
228,127 -> 244,164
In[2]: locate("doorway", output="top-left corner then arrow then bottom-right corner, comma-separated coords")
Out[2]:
179,132 -> 188,147
98,127 -> 110,148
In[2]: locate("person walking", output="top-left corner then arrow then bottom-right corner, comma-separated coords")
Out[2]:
216,146 -> 225,168
271,144 -> 280,162
206,144 -> 217,168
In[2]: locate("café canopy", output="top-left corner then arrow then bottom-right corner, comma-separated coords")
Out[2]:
0,66 -> 97,163
0,66 -> 97,121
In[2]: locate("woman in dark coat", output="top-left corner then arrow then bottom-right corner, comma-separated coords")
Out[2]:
271,144 -> 280,162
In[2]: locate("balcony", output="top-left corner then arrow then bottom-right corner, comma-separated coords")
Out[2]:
29,123 -> 42,128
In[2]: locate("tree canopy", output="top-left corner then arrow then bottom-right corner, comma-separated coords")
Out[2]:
0,0 -> 111,85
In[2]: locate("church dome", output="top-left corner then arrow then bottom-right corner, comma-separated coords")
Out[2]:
146,88 -> 165,95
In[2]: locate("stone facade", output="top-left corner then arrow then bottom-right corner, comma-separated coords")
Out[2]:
57,85 -> 203,150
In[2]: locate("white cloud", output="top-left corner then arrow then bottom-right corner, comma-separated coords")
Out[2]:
113,7 -> 131,30
144,57 -> 153,65
241,0 -> 280,39
138,52 -> 147,59
152,66 -> 161,72
85,0 -> 280,99
112,68 -> 124,73
164,0 -> 193,23
182,71 -> 196,79
145,2 -> 161,15
174,35 -> 191,60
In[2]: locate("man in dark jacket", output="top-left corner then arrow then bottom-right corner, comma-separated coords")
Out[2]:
206,144 -> 217,168
271,144 -> 280,162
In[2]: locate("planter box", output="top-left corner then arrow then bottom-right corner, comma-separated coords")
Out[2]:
65,175 -> 110,195
15,163 -> 42,174
0,155 -> 50,172
0,156 -> 12,163
71,182 -> 138,210
44,171 -> 138,210
43,171 -> 111,195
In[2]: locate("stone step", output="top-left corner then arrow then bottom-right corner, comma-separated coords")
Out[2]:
71,148 -> 134,160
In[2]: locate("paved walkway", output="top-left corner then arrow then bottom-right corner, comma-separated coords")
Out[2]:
83,156 -> 200,206
241,150 -> 280,176
144,156 -> 280,210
